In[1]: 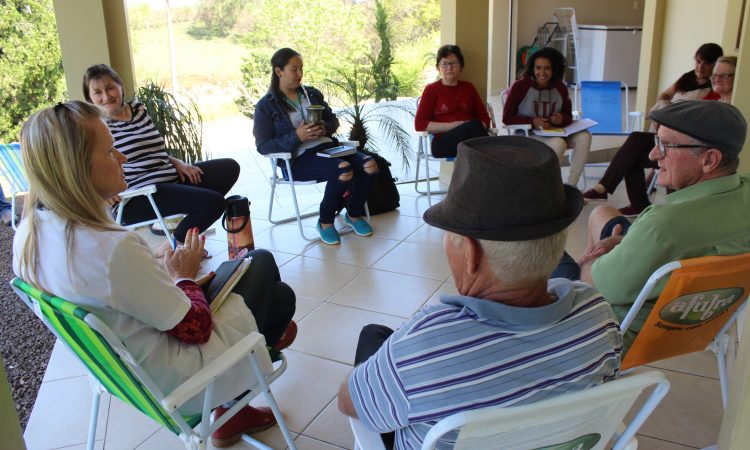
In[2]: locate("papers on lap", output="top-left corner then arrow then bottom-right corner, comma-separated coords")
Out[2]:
317,145 -> 356,158
203,257 -> 252,312
532,118 -> 598,137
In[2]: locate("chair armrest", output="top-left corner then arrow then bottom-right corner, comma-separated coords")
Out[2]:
119,185 -> 157,199
161,332 -> 267,410
266,152 -> 293,160
418,131 -> 429,137
339,140 -> 360,148
349,417 -> 387,450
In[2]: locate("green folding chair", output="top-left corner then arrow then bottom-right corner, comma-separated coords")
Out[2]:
11,277 -> 296,450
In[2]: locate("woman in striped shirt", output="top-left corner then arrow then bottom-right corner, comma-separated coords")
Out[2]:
83,64 -> 240,257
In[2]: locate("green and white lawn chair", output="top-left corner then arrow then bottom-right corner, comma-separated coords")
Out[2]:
11,277 -> 296,450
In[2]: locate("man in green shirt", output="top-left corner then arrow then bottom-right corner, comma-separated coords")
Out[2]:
578,101 -> 749,350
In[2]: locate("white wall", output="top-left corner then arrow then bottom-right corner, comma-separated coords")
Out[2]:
657,0 -> 728,92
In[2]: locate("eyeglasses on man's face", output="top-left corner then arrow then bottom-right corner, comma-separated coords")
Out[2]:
654,135 -> 711,158
711,73 -> 735,81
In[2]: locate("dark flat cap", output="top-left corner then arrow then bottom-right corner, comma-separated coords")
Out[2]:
423,136 -> 583,241
650,100 -> 747,155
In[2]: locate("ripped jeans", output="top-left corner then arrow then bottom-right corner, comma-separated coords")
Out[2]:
289,147 -> 378,223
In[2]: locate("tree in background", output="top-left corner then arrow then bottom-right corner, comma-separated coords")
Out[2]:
192,0 -> 248,37
0,0 -> 64,142
371,0 -> 397,102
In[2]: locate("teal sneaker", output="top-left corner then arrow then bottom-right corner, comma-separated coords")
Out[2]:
344,213 -> 373,237
317,221 -> 341,245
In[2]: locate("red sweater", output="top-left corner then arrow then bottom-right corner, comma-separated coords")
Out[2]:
167,280 -> 213,344
415,80 -> 491,131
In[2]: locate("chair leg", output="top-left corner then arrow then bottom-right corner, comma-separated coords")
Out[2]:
145,193 -> 176,249
246,355 -> 297,450
267,161 -> 319,242
713,335 -> 730,409
87,378 -> 104,450
11,191 -> 17,230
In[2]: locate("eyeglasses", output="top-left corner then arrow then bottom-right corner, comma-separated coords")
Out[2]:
439,62 -> 459,69
711,73 -> 735,80
654,136 -> 711,158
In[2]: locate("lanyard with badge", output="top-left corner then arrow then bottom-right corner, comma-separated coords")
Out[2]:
286,92 -> 307,123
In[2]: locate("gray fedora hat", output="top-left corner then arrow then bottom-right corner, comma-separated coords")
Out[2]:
423,136 -> 583,241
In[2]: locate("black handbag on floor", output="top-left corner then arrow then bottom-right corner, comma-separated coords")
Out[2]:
337,149 -> 400,216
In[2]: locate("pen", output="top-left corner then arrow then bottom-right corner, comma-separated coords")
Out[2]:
172,235 -> 177,250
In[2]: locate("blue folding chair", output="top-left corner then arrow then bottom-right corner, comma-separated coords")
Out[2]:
574,81 -> 643,135
0,143 -> 28,230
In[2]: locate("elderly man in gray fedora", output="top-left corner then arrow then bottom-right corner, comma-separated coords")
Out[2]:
559,100 -> 750,351
337,136 -> 621,449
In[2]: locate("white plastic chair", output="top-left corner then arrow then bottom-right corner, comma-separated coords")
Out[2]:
620,253 -> 750,409
349,370 -> 670,450
265,141 -> 368,242
115,185 -> 183,250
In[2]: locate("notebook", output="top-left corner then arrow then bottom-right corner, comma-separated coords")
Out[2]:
202,257 -> 252,312
532,118 -> 598,137
317,145 -> 356,158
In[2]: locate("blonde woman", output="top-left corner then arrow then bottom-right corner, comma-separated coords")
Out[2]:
13,101 -> 297,447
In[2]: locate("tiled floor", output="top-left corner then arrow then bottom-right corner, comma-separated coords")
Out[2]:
21,126 -> 731,449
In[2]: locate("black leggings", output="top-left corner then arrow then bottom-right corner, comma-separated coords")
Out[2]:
430,120 -> 489,158
120,158 -> 240,242
598,132 -> 658,210
232,249 -> 296,346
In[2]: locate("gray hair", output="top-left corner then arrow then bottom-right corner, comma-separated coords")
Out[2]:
450,229 -> 569,288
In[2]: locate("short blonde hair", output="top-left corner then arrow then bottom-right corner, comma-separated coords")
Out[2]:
18,101 -> 122,287
450,229 -> 569,288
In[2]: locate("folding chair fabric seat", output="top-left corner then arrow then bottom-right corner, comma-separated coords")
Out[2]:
620,252 -> 750,408
11,277 -> 296,450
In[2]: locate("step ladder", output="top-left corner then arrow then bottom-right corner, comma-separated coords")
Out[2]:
553,7 -> 580,85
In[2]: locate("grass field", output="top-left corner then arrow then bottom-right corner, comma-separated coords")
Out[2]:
130,22 -> 248,120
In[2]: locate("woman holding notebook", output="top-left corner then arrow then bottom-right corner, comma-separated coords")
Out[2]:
503,47 -> 592,187
13,101 -> 296,448
253,47 -> 378,245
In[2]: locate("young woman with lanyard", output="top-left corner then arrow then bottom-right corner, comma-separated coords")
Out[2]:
253,48 -> 378,245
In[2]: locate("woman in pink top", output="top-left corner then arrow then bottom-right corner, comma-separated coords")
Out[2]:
415,45 -> 490,158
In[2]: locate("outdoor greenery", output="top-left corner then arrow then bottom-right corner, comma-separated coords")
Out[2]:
0,0 -> 65,143
190,0 -> 248,38
371,0 -> 398,102
135,82 -> 207,164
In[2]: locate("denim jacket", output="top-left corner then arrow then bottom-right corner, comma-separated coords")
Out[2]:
253,85 -> 340,156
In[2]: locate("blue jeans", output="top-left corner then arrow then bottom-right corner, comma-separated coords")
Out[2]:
0,185 -> 10,213
552,216 -> 633,280
290,148 -> 377,223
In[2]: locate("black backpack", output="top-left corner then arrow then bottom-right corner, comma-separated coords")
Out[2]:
338,149 -> 400,215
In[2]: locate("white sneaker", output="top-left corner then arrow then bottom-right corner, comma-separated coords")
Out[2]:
1,209 -> 13,227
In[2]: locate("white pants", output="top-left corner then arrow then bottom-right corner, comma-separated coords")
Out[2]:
530,130 -> 592,186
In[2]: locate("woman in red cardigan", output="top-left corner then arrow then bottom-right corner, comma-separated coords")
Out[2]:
415,45 -> 490,158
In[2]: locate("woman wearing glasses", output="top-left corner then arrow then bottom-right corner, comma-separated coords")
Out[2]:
503,47 -> 592,188
414,45 -> 490,158
582,44 -> 725,215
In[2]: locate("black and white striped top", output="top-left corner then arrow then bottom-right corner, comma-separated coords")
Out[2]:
107,102 -> 178,189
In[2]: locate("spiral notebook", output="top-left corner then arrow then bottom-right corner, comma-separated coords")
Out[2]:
317,145 -> 356,158
202,257 -> 252,312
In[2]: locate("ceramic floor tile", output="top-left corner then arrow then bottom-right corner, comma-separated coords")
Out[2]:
294,435 -> 348,450
291,303 -> 404,364
42,340 -> 87,382
250,349 -> 352,434
372,241 -> 451,281
425,280 -> 459,307
253,222 -> 321,254
633,435 -> 699,450
405,222 -> 446,246
280,257 -> 363,301
104,396 -> 163,450
24,377 -> 110,449
302,236 -> 400,267
54,441 -> 105,450
294,296 -> 323,323
327,268 -> 442,318
645,350 -> 720,379
628,367 -> 722,449
134,426 -> 298,450
366,212 -> 424,240
301,397 -> 354,449
396,193 -> 445,218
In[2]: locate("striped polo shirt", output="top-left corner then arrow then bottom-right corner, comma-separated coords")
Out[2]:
348,279 -> 622,449
107,101 -> 178,189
